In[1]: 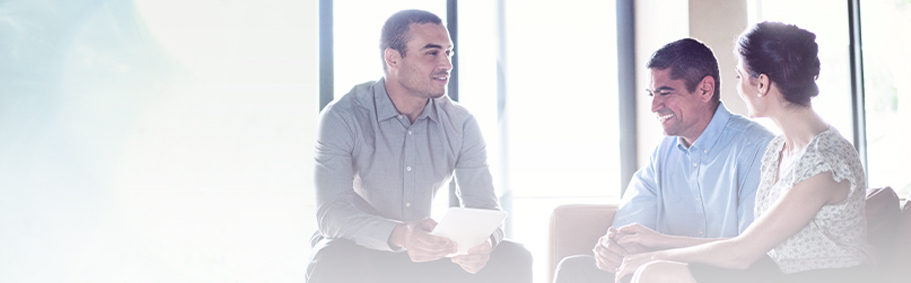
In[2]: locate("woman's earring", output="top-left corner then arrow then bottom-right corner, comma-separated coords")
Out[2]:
757,93 -> 762,97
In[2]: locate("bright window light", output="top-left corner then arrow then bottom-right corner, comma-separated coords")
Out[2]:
0,1 -> 319,282
860,0 -> 911,197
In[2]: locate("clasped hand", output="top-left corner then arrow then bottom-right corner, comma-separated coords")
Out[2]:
593,224 -> 665,273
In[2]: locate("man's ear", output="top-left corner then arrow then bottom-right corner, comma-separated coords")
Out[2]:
384,48 -> 401,70
698,76 -> 716,102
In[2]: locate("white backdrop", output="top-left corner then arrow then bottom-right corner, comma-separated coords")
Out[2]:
0,0 -> 320,281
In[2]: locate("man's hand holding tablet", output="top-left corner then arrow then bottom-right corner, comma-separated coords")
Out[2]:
429,207 -> 508,256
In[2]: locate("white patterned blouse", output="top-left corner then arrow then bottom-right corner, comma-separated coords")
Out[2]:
754,127 -> 873,274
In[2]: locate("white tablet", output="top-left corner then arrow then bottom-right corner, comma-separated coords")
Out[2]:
430,207 -> 508,256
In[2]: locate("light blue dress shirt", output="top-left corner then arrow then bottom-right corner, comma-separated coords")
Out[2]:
613,103 -> 775,238
314,78 -> 502,252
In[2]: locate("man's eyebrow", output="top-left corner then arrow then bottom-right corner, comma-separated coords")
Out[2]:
646,86 -> 674,93
421,43 -> 447,50
654,86 -> 674,92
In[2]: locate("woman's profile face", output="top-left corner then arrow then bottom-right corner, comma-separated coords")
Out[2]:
735,59 -> 763,118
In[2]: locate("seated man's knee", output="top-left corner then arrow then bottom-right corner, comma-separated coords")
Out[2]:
484,240 -> 533,282
634,260 -> 694,283
555,255 -> 597,275
553,255 -> 612,283
494,241 -> 533,267
307,238 -> 371,282
309,238 -> 365,262
511,242 -> 534,267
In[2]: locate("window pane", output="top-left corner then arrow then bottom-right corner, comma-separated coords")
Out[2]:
506,0 -> 620,199
503,1 -> 619,281
455,1 -> 501,198
861,0 -> 911,197
749,0 -> 854,140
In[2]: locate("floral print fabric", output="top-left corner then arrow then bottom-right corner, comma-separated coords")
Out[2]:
754,128 -> 873,273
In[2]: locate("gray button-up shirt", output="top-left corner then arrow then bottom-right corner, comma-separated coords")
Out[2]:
314,78 -> 502,252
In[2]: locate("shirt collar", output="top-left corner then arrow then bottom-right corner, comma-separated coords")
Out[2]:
676,102 -> 732,152
373,77 -> 440,123
418,97 -> 440,123
374,78 -> 401,122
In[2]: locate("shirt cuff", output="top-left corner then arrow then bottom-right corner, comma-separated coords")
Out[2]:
352,219 -> 403,252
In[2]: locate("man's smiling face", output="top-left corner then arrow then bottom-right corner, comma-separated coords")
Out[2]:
647,67 -> 711,145
396,23 -> 453,100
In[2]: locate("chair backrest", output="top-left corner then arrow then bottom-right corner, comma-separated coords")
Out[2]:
548,204 -> 617,283
865,186 -> 902,264
893,198 -> 911,269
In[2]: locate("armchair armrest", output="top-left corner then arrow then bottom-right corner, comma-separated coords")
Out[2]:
548,204 -> 618,283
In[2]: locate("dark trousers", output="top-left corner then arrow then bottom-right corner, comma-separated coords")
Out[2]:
553,255 -> 615,283
307,234 -> 533,283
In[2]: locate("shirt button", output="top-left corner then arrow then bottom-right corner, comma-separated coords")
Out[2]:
405,202 -> 411,207
699,231 -> 705,235
696,197 -> 701,201
398,115 -> 404,119
692,163 -> 697,167
703,150 -> 707,153
406,166 -> 412,171
408,130 -> 413,135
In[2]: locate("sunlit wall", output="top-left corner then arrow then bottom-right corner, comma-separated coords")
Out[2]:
860,0 -> 911,196
0,0 -> 319,281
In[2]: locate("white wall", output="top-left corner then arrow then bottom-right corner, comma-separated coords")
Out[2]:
0,1 -> 319,281
690,0 -> 750,118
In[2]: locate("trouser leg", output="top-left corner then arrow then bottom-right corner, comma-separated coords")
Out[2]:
471,240 -> 534,283
553,255 -> 615,283
307,237 -> 532,283
307,237 -> 387,283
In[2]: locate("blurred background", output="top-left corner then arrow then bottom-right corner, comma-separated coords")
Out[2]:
0,0 -> 907,282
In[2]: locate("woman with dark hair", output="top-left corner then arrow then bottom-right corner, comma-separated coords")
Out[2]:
612,21 -> 873,283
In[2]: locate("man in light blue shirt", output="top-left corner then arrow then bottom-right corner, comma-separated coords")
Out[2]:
612,102 -> 770,237
554,38 -> 774,283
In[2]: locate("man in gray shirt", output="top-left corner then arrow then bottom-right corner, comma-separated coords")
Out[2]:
306,9 -> 531,283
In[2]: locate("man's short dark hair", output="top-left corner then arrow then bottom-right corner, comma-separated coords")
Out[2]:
646,38 -> 721,101
380,9 -> 443,72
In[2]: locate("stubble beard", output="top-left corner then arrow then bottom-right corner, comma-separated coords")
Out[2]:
429,91 -> 446,99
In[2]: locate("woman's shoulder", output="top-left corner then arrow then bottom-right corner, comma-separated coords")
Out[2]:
760,135 -> 786,161
799,127 -> 865,186
806,128 -> 858,161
